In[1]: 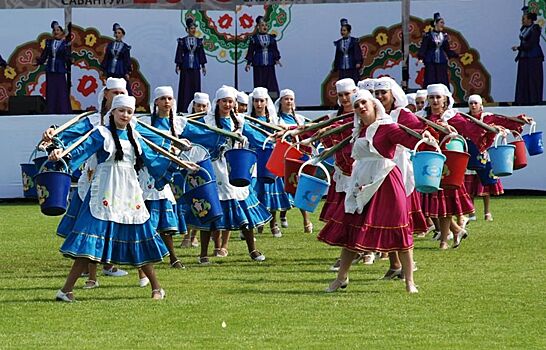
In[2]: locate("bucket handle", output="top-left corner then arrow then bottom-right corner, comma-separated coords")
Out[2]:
493,133 -> 508,148
280,132 -> 300,150
528,121 -> 537,135
412,138 -> 442,154
439,133 -> 468,152
299,158 -> 331,186
507,130 -> 523,142
38,158 -> 69,174
262,135 -> 276,150
179,143 -> 211,162
181,166 -> 213,194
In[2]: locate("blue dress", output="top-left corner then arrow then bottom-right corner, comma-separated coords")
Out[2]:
243,116 -> 292,212
56,114 -> 100,238
59,127 -> 174,266
138,116 -> 179,235
180,116 -> 271,230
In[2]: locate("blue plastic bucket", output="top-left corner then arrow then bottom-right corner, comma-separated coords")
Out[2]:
177,144 -> 215,188
466,140 -> 486,170
476,161 -> 499,186
441,134 -> 466,152
182,168 -> 222,225
294,160 -> 331,212
257,139 -> 276,183
522,123 -> 543,156
412,139 -> 446,193
225,148 -> 257,187
488,134 -> 515,177
34,159 -> 72,216
20,163 -> 38,198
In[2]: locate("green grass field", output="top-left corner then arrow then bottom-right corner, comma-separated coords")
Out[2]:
1,196 -> 545,349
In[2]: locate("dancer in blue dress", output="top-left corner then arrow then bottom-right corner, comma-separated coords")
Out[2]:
42,77 -> 130,288
244,87 -> 291,238
181,86 -> 271,263
49,95 -> 187,302
139,86 -> 191,270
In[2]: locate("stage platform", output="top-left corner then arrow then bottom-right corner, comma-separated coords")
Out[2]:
1,105 -> 544,199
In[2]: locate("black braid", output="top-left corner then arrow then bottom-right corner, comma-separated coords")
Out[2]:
214,104 -> 222,129
108,114 -> 124,161
229,109 -> 240,131
100,97 -> 108,125
151,104 -> 158,126
169,109 -> 176,137
127,124 -> 144,172
336,105 -> 344,116
265,107 -> 270,123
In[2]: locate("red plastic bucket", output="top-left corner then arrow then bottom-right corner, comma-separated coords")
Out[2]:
509,131 -> 527,170
266,139 -> 302,177
440,135 -> 469,189
283,158 -> 317,195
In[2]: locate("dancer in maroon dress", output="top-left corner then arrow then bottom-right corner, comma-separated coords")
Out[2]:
464,94 -> 533,221
318,89 -> 435,294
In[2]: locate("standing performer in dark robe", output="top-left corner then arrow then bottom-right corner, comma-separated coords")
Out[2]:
245,16 -> 281,97
513,7 -> 544,106
175,17 -> 207,112
333,18 -> 363,84
417,12 -> 459,88
101,23 -> 132,95
35,21 -> 72,114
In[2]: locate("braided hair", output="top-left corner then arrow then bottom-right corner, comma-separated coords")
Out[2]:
152,102 -> 177,137
250,100 -> 270,123
108,112 -> 144,172
100,95 -> 108,125
214,104 -> 240,131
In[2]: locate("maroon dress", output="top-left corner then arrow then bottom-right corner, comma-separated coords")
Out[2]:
421,112 -> 496,217
318,116 -> 354,223
394,108 -> 429,233
464,112 -> 526,197
318,122 -> 420,253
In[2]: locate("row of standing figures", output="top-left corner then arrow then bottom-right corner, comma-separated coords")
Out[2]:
2,10 -> 543,115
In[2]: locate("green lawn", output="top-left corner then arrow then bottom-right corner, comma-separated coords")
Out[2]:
0,196 -> 545,349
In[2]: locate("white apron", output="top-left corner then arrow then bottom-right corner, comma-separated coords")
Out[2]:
89,126 -> 149,224
204,113 -> 249,201
390,107 -> 416,196
345,119 -> 396,214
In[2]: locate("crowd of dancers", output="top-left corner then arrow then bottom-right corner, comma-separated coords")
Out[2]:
38,70 -> 535,302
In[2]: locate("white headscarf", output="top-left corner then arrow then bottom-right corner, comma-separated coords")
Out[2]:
98,77 -> 127,108
187,92 -> 211,114
236,91 -> 249,105
150,86 -> 177,115
468,94 -> 482,105
335,78 -> 357,106
248,87 -> 278,124
373,77 -> 408,109
416,89 -> 427,100
406,93 -> 417,106
104,95 -> 136,127
357,78 -> 376,92
274,89 -> 295,112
